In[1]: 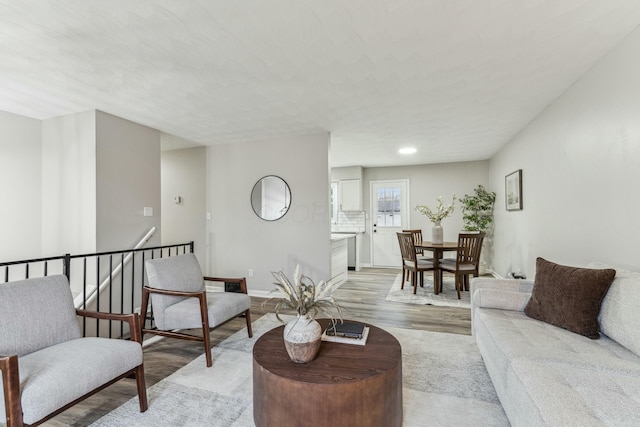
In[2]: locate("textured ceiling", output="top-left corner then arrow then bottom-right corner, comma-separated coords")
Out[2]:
1,1 -> 640,167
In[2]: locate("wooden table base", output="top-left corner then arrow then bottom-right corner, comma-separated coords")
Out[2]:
253,320 -> 402,427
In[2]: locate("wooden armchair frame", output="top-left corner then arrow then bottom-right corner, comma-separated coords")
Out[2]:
1,310 -> 147,427
140,276 -> 253,368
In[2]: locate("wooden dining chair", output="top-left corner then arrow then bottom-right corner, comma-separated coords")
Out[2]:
439,232 -> 485,299
397,232 -> 435,294
402,229 -> 426,257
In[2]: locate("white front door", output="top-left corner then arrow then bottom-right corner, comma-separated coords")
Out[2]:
371,180 -> 409,267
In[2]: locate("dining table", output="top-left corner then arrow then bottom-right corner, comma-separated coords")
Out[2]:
414,240 -> 459,294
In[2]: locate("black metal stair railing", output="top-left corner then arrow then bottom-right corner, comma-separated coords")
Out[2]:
0,241 -> 194,338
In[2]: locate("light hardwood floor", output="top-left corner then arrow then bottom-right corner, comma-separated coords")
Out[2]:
47,267 -> 471,426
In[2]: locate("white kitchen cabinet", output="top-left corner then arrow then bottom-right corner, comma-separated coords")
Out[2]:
339,179 -> 362,211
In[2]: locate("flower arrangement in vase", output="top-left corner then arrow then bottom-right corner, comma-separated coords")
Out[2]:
415,195 -> 456,244
266,265 -> 343,363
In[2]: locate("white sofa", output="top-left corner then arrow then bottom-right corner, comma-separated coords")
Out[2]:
471,264 -> 640,426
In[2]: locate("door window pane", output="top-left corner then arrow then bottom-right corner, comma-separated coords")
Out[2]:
376,187 -> 402,227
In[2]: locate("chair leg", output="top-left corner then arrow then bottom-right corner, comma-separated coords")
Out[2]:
413,270 -> 418,294
456,274 -> 461,299
245,309 -> 253,338
198,293 -> 213,367
203,329 -> 213,367
135,364 -> 149,412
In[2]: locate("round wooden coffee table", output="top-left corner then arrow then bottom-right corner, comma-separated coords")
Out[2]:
253,319 -> 402,427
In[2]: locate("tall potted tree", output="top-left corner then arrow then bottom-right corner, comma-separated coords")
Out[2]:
460,185 -> 496,274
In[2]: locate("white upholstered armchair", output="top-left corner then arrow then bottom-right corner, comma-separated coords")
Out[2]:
0,275 -> 148,427
141,253 -> 253,367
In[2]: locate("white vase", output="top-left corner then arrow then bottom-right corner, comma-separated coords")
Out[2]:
283,314 -> 322,363
432,221 -> 443,244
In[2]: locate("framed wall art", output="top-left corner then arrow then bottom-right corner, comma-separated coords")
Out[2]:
505,169 -> 523,211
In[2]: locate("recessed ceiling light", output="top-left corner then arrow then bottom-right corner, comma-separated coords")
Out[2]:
398,147 -> 417,154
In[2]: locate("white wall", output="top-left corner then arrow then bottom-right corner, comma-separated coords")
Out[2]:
0,110 -> 42,261
95,111 -> 161,251
490,26 -> 640,279
41,110 -> 97,255
207,133 -> 330,293
41,110 -> 162,257
161,146 -> 206,263
362,161 -> 490,265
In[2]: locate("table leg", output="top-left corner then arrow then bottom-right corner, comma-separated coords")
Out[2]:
433,249 -> 441,294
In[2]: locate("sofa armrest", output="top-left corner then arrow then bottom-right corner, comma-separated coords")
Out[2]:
76,309 -> 143,344
470,278 -> 534,336
204,276 -> 248,294
471,277 -> 533,300
0,354 -> 24,427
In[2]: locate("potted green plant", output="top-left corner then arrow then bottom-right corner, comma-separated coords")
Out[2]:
460,185 -> 496,274
460,185 -> 496,232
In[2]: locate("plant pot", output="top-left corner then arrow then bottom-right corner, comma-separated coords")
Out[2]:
283,314 -> 322,363
478,261 -> 487,276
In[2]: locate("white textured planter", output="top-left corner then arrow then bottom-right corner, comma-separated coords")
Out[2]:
283,314 -> 322,363
432,222 -> 443,244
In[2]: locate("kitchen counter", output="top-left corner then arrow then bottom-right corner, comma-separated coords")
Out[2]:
330,232 -> 362,272
331,233 -> 356,241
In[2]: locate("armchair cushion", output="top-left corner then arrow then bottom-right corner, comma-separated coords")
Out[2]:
162,292 -> 251,330
0,337 -> 143,425
0,275 -> 81,357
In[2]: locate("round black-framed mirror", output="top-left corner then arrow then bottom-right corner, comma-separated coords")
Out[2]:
251,175 -> 291,221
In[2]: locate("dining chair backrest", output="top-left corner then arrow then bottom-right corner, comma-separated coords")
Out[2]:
397,232 -> 417,263
402,229 -> 423,254
456,232 -> 485,266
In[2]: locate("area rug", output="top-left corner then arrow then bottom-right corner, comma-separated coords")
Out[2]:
91,314 -> 507,427
386,273 -> 471,308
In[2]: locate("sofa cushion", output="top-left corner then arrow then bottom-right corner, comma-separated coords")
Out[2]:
590,263 -> 640,358
475,308 -> 640,377
524,257 -> 616,338
474,305 -> 640,426
507,358 -> 640,426
0,275 -> 81,356
0,337 -> 143,425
